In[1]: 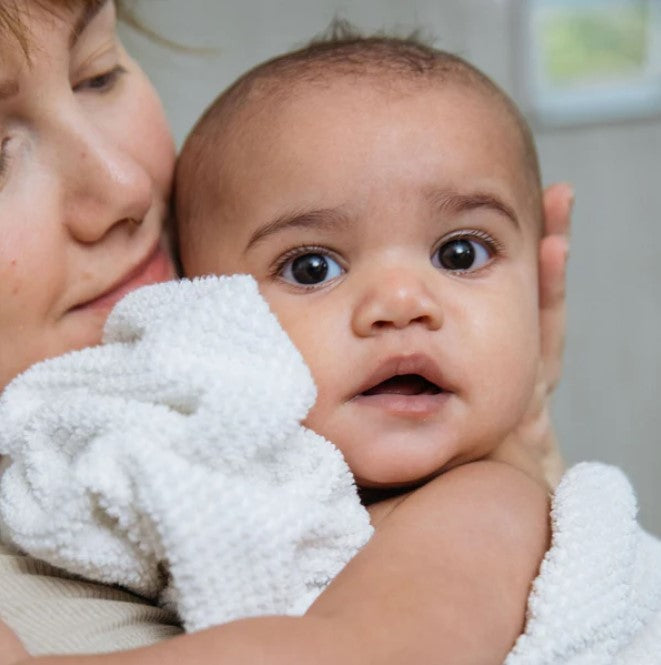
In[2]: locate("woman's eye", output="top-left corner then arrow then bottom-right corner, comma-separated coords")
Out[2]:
73,66 -> 127,93
280,252 -> 344,286
433,237 -> 492,272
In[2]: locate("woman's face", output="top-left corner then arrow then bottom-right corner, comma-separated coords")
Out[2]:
0,0 -> 176,389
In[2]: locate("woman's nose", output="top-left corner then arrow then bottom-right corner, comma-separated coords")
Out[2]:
52,107 -> 153,244
351,267 -> 444,337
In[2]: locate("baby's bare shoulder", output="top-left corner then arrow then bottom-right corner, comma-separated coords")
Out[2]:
381,460 -> 550,551
374,461 -> 551,618
309,461 -> 550,663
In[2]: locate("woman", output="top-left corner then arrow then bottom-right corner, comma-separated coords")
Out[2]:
0,0 -> 572,661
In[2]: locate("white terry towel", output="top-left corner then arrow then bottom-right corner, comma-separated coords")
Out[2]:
0,276 -> 373,632
505,462 -> 661,665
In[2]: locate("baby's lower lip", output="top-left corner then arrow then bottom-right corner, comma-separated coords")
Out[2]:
352,392 -> 450,418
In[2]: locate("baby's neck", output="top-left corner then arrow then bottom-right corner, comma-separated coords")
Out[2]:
359,485 -> 416,527
358,485 -> 411,506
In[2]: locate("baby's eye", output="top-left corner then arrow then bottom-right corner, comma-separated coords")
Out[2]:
432,237 -> 492,272
279,252 -> 344,286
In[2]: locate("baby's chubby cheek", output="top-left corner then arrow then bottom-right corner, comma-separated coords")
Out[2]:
260,292 -> 343,378
478,330 -> 540,436
263,301 -> 344,426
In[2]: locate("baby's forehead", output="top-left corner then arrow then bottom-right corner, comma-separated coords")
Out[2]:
228,74 -> 533,186
224,72 -> 521,165
178,68 -> 541,237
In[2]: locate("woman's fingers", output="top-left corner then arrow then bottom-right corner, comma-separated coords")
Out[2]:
497,183 -> 573,488
539,183 -> 573,391
541,182 -> 573,236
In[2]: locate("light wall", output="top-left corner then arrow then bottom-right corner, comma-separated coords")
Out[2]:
120,0 -> 661,534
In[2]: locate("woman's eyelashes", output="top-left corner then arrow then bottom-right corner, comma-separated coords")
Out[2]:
276,248 -> 345,287
73,65 -> 127,94
432,231 -> 501,273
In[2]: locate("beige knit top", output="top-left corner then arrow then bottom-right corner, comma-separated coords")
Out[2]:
0,542 -> 182,655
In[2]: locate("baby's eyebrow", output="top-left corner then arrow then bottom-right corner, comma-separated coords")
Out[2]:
245,208 -> 351,252
429,189 -> 519,228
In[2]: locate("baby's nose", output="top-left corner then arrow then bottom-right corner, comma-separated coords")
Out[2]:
351,269 -> 443,336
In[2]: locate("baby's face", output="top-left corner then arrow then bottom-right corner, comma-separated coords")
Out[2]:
181,80 -> 542,487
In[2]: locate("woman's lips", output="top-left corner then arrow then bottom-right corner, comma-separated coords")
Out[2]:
72,243 -> 174,313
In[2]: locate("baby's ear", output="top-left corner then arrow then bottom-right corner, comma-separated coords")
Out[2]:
538,184 -> 572,390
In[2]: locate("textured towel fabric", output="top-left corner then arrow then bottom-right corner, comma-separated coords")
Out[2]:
0,276 -> 373,633
505,462 -> 661,665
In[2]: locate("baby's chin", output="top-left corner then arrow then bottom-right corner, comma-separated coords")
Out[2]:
351,462 -> 442,489
306,399 -> 508,489
335,428 -> 502,493
341,447 -> 454,491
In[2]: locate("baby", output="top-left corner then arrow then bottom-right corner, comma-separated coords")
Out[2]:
176,33 -> 547,495
176,32 -> 550,658
173,34 -> 661,663
3,32 -> 659,665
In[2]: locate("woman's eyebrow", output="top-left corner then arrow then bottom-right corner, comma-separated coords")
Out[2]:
245,209 -> 350,253
429,189 -> 520,228
69,0 -> 110,48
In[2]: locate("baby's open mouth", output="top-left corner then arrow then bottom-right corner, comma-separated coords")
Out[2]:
361,374 -> 443,396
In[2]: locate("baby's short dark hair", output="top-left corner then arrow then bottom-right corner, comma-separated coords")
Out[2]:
177,22 -> 542,238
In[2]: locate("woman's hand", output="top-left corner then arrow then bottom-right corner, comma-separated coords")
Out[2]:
495,183 -> 573,488
539,183 -> 573,392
